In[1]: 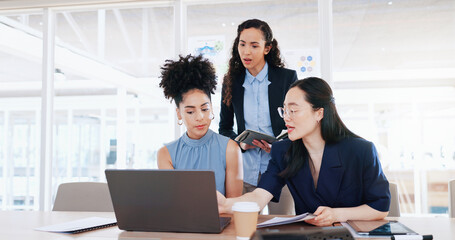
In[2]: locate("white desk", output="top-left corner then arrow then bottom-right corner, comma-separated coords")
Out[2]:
1,211 -> 454,239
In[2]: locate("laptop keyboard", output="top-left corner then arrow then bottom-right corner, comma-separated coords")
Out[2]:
219,217 -> 231,230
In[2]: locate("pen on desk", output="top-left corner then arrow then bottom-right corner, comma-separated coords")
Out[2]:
391,235 -> 433,240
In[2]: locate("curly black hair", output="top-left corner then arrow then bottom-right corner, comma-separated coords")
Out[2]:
222,19 -> 285,106
159,54 -> 217,107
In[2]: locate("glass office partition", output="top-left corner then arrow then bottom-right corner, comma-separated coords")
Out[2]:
55,7 -> 173,78
51,4 -> 175,206
333,0 -> 455,214
5,13 -> 43,33
10,111 -> 39,210
0,110 -> 40,210
0,113 -> 3,207
0,11 -> 43,210
53,109 -> 101,183
1,2 -> 175,210
1,0 -> 453,214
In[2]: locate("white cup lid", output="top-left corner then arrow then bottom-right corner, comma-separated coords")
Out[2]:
232,202 -> 260,212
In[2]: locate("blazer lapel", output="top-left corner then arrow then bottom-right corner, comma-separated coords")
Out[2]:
316,143 -> 344,207
267,67 -> 285,136
232,72 -> 246,132
291,159 -> 325,212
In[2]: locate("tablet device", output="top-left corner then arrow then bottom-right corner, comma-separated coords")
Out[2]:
368,221 -> 417,235
235,129 -> 287,146
235,129 -> 277,145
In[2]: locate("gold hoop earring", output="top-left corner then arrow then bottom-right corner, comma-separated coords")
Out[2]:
177,119 -> 183,125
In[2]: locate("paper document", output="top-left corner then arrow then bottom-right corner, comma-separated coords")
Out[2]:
257,212 -> 315,228
35,217 -> 117,233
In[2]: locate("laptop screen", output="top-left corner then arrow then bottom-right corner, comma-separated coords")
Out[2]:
105,169 -> 229,233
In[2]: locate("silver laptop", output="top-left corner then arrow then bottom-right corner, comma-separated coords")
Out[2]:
105,169 -> 231,233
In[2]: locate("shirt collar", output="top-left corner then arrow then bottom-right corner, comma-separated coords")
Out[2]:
182,129 -> 214,147
245,62 -> 268,85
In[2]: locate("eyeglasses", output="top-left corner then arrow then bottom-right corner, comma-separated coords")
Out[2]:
277,107 -> 298,119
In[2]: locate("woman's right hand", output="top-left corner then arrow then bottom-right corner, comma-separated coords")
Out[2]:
252,140 -> 271,153
216,191 -> 228,214
240,142 -> 256,151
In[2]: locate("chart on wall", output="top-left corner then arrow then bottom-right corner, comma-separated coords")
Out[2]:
283,49 -> 320,79
188,35 -> 227,79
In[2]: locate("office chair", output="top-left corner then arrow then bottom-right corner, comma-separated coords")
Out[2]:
52,182 -> 114,212
388,182 -> 400,217
268,185 -> 296,215
449,179 -> 455,218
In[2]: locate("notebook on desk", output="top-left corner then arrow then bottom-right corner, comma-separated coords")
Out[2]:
105,169 -> 230,233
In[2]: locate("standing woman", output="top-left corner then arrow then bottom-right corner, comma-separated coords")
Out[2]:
157,54 -> 243,198
219,19 -> 297,193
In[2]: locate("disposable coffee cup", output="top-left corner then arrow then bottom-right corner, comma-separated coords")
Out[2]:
232,202 -> 260,240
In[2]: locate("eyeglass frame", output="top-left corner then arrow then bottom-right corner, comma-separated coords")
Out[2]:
277,106 -> 298,119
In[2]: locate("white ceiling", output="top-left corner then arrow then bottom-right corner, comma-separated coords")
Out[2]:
0,0 -> 154,10
0,0 -> 454,98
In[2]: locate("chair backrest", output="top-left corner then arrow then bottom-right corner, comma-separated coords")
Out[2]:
449,179 -> 455,218
52,182 -> 114,212
387,182 -> 400,217
267,185 -> 295,215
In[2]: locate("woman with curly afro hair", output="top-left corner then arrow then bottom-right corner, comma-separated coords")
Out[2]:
157,54 -> 243,197
219,19 -> 297,195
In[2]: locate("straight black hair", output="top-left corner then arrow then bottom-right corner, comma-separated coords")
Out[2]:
279,77 -> 359,178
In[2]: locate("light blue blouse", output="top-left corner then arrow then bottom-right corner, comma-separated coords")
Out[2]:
164,129 -> 230,195
242,62 -> 274,186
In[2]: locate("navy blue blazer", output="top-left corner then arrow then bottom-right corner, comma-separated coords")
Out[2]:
258,138 -> 391,214
219,66 -> 297,139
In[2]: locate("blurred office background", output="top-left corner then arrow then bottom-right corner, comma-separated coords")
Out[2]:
0,0 -> 454,215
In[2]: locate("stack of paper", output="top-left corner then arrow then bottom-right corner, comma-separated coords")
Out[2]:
35,217 -> 117,234
257,212 -> 315,228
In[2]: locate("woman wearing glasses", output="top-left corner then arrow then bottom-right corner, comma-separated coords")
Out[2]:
219,19 -> 297,193
217,77 -> 391,226
157,54 -> 243,198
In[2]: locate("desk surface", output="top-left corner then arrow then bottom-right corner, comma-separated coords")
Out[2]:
1,211 -> 454,240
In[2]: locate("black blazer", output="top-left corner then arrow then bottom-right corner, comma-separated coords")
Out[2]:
219,66 -> 297,140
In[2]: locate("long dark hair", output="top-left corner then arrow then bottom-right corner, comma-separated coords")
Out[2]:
279,77 -> 359,178
222,19 -> 284,106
